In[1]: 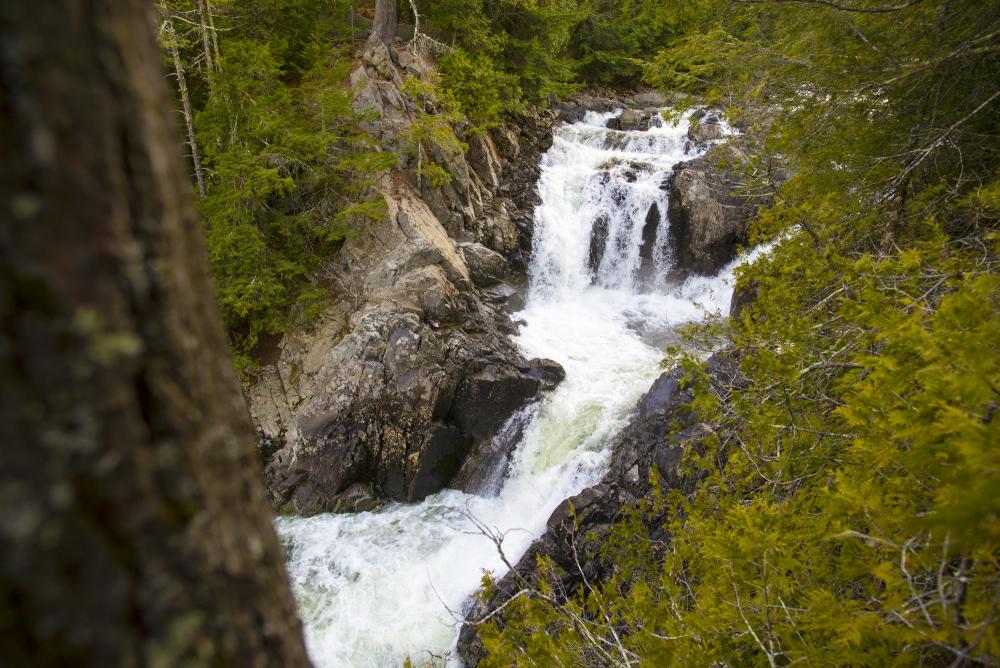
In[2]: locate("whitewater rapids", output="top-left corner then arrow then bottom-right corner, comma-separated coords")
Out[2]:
277,109 -> 748,667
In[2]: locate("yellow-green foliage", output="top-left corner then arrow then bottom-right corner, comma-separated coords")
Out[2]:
477,0 -> 1000,665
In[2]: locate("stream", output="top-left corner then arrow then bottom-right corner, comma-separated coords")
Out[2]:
277,110 -> 745,667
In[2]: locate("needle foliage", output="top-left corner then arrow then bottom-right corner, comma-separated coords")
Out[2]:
476,1 -> 1000,665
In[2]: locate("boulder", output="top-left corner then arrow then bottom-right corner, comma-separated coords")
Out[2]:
459,242 -> 507,288
667,144 -> 758,274
687,118 -> 725,145
522,358 -> 565,391
630,90 -> 669,108
450,364 -> 540,442
555,100 -> 585,124
618,109 -> 649,131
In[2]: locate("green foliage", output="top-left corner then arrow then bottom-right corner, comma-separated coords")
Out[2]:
570,0 -> 717,85
158,1 -> 392,371
478,0 -> 1000,665
438,48 -> 524,130
400,75 -> 467,186
423,0 -> 588,107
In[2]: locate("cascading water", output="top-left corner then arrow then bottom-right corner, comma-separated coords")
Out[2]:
277,110 -> 747,667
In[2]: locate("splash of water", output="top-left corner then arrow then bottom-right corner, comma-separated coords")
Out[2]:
277,109 -> 746,667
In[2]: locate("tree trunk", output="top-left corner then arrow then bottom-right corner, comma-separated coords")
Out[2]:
196,0 -> 216,72
162,7 -> 207,197
369,0 -> 398,44
206,0 -> 222,70
0,1 -> 311,666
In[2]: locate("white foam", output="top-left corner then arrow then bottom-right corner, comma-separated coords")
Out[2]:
277,108 -> 758,667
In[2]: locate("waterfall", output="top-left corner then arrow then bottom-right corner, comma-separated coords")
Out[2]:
277,109 -> 747,667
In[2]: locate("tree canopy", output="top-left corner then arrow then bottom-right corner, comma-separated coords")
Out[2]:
473,0 -> 1000,665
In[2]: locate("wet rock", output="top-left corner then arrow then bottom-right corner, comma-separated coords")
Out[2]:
330,482 -> 382,513
556,100 -> 586,124
667,144 -> 759,274
638,372 -> 680,419
618,109 -> 649,131
639,201 -> 661,264
589,213 -> 610,276
407,422 -> 473,501
450,364 -> 540,442
687,118 -> 725,145
449,403 -> 534,496
522,358 -> 566,391
448,358 -> 562,495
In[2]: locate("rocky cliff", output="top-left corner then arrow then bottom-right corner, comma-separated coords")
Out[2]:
249,44 -> 561,515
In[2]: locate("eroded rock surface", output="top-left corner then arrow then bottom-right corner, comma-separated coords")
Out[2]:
248,45 -> 561,515
255,187 -> 563,516
667,144 -> 759,274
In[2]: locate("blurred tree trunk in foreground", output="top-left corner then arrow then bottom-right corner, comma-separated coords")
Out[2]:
0,1 -> 311,665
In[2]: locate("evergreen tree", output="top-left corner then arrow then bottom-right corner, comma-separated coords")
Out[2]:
476,1 -> 1000,665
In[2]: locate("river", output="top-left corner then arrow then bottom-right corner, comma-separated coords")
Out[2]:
277,109 -> 744,667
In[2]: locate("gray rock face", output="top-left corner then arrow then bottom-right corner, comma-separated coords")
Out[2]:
619,109 -> 648,131
250,49 -> 562,516
687,112 -> 725,146
460,242 -> 507,288
667,144 -> 758,274
254,193 -> 564,516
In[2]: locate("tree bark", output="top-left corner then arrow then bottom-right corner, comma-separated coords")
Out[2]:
196,0 -> 216,72
162,7 -> 207,197
0,1 -> 311,666
206,0 -> 222,71
369,0 -> 398,44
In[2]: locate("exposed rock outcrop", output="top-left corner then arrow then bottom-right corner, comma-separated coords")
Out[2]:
255,187 -> 562,516
459,242 -> 507,288
349,43 -> 554,268
667,143 -> 759,274
686,109 -> 726,147
248,45 -> 562,516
